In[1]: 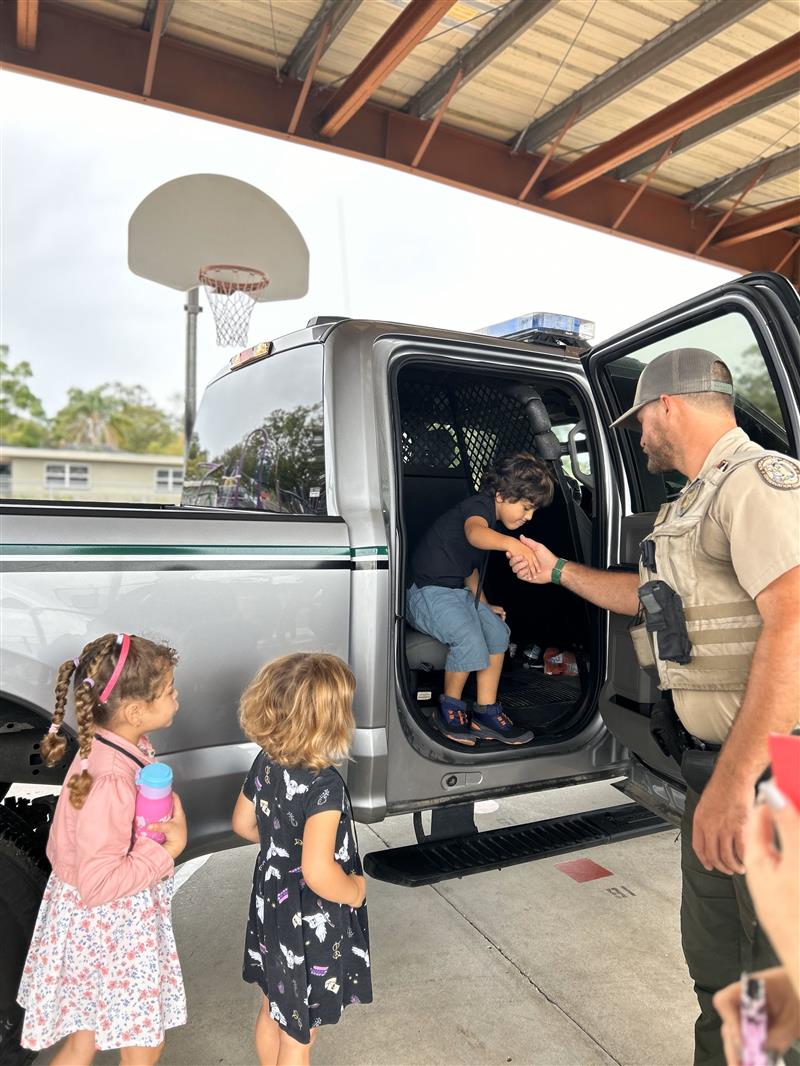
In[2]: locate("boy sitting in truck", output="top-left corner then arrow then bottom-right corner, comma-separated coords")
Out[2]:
406,453 -> 555,746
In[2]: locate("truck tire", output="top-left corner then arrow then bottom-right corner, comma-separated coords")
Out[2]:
0,801 -> 54,1066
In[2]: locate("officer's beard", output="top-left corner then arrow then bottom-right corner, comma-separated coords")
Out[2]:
642,426 -> 678,474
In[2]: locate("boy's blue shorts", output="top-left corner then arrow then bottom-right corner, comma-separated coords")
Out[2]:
406,583 -> 510,673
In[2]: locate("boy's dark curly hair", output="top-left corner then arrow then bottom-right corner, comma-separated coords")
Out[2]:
481,452 -> 555,507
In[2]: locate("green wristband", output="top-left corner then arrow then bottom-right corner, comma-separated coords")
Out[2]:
551,558 -> 567,585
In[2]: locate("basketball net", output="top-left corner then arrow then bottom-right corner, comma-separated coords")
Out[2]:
199,264 -> 269,347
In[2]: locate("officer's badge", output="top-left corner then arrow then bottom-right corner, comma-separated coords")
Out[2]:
678,479 -> 703,515
756,455 -> 800,490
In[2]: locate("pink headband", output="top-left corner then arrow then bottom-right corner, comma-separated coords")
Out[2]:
99,634 -> 131,704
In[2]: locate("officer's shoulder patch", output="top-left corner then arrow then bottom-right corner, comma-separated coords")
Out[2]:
755,455 -> 800,490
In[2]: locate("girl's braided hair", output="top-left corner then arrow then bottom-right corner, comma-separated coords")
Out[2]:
42,633 -> 178,809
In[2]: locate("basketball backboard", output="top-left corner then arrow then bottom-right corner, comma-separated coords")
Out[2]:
128,174 -> 309,301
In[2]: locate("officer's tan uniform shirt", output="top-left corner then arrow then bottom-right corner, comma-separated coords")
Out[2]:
669,428 -> 800,743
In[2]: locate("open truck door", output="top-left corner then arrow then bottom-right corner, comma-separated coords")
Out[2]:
581,272 -> 800,819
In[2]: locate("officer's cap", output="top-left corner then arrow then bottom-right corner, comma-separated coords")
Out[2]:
610,348 -> 734,432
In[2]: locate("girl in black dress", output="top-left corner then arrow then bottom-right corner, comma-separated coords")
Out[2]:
232,652 -> 372,1065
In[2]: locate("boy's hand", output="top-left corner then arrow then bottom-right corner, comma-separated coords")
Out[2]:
488,604 -> 507,622
149,791 -> 188,860
507,537 -> 558,585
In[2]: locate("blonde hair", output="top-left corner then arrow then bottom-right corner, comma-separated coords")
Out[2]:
42,632 -> 178,809
239,652 -> 355,772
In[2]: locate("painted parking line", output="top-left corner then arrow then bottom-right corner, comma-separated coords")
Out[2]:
554,857 -> 613,882
174,854 -> 211,892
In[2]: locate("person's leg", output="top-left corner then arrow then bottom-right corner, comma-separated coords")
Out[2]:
255,995 -> 281,1066
276,1027 -> 316,1066
118,1040 -> 164,1066
51,1029 -> 96,1066
475,653 -> 504,705
681,788 -> 755,1066
444,670 -> 469,700
411,587 -> 488,744
471,604 -> 532,744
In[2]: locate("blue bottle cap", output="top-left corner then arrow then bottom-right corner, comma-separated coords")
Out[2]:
136,762 -> 173,788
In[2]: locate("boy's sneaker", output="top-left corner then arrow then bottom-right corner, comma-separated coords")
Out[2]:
471,703 -> 534,745
435,696 -> 476,746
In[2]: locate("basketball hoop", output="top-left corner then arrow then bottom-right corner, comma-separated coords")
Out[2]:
199,264 -> 269,347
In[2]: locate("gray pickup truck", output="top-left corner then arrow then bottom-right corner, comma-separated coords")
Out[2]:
2,272 -> 798,1054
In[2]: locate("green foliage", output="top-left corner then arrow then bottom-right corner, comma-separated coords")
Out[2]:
735,366 -> 783,426
0,346 -> 50,446
185,403 -> 324,512
51,382 -> 182,454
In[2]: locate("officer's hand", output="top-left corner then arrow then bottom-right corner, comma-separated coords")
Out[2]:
692,774 -> 750,875
488,604 -> 507,622
507,537 -> 556,585
744,794 -> 800,990
713,967 -> 800,1065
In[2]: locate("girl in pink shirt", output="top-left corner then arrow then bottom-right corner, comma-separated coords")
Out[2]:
17,632 -> 188,1065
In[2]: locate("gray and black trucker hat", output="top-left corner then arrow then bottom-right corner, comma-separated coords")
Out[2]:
610,347 -> 733,431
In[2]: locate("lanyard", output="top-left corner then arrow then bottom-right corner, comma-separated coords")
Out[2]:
94,732 -> 146,769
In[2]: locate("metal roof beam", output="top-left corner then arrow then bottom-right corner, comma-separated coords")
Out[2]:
512,0 -> 767,156
283,0 -> 361,82
2,0 -> 797,279
714,197 -> 800,247
141,0 -> 174,34
684,144 -> 800,207
406,0 -> 555,120
142,0 -> 171,97
541,31 -> 800,200
16,0 -> 38,50
317,0 -> 454,138
615,75 -> 799,181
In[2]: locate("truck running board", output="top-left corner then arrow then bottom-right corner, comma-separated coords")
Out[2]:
363,803 -> 670,887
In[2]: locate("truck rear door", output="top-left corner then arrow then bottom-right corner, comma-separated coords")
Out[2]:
581,272 -> 800,785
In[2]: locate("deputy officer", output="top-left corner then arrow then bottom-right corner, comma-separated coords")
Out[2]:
508,348 -> 800,1066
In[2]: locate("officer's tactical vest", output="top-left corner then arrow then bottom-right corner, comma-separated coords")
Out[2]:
634,442 -> 770,694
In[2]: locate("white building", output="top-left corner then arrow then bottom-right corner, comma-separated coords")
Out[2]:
0,446 -> 184,504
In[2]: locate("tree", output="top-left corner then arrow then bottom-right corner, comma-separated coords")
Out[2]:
0,345 -> 50,446
184,402 -> 324,512
51,382 -> 182,454
735,365 -> 783,425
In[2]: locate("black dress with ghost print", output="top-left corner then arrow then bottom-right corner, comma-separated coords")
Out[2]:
241,751 -> 372,1044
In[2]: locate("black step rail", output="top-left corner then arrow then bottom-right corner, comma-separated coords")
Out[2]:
364,803 -> 669,887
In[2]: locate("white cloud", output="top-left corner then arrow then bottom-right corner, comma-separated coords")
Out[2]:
1,70 -> 735,416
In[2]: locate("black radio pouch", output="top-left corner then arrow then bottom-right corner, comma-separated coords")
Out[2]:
637,580 -> 692,665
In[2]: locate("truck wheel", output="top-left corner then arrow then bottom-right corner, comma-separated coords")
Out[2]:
0,800 -> 54,1066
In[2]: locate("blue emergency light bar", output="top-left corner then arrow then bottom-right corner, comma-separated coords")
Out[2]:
476,311 -> 595,343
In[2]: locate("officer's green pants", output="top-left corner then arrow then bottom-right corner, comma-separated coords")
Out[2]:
681,787 -> 798,1066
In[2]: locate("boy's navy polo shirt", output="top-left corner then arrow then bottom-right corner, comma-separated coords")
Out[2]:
409,491 -> 497,590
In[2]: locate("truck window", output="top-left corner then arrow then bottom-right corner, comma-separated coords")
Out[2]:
604,311 -> 791,513
184,345 -> 326,515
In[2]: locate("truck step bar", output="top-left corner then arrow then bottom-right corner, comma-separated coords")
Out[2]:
363,803 -> 669,887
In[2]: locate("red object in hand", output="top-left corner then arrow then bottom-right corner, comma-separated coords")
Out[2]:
768,733 -> 800,812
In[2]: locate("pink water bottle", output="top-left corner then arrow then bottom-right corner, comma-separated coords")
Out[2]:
135,763 -> 173,843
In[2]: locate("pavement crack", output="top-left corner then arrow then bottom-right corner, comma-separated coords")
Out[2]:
432,885 -> 622,1065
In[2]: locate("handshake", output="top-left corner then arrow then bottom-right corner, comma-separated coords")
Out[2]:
506,535 -> 559,585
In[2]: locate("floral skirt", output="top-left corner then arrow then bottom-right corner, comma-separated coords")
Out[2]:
18,874 -> 186,1051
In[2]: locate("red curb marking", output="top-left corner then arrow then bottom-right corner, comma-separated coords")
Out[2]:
554,858 -> 613,882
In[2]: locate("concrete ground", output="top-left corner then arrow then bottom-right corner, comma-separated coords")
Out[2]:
40,780 -> 699,1066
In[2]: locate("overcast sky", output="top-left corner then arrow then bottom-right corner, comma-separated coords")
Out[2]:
1,71 -> 737,418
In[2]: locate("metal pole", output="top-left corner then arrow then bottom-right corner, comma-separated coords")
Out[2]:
183,287 -> 201,465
